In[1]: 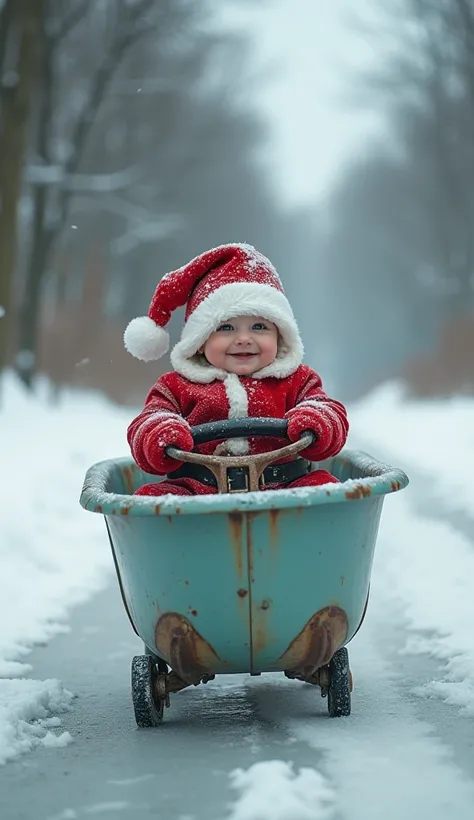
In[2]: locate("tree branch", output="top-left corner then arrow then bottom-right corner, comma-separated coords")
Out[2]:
56,0 -> 156,231
52,0 -> 89,42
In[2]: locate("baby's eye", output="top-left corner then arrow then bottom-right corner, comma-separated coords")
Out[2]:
252,322 -> 268,331
217,323 -> 234,332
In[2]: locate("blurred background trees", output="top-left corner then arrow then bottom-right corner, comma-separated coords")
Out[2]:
1,0 -> 474,405
311,0 -> 474,398
1,0 -> 299,403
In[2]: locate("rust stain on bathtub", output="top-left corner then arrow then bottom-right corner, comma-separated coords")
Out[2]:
228,512 -> 244,576
279,606 -> 349,677
155,612 -> 221,684
122,465 -> 135,495
268,509 -> 281,551
345,483 -> 372,500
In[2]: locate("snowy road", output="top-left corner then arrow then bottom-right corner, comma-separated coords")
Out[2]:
2,378 -> 474,819
2,477 -> 474,820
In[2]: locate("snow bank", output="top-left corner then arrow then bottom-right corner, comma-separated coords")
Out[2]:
226,760 -> 335,819
377,497 -> 474,714
0,371 -> 129,763
350,381 -> 474,517
350,381 -> 474,715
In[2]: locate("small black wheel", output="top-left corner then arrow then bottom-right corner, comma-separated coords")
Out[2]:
144,644 -> 169,675
131,655 -> 164,727
327,647 -> 351,717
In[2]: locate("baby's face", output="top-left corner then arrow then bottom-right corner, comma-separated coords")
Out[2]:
202,315 -> 278,375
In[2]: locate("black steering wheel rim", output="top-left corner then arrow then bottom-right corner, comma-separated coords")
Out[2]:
190,417 -> 289,446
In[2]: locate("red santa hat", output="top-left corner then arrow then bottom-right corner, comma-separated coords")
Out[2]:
124,243 -> 304,380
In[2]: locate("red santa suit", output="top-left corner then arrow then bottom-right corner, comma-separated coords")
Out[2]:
124,244 -> 349,496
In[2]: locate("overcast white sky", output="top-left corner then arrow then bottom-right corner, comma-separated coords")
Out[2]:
223,0 -> 387,206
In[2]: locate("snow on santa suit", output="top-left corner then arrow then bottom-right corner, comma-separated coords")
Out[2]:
124,243 -> 349,496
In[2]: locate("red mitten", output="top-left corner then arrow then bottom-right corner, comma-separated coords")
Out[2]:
130,412 -> 194,474
285,402 -> 348,461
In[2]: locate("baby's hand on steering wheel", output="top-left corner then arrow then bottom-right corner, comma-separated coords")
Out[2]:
148,414 -> 194,473
285,403 -> 346,460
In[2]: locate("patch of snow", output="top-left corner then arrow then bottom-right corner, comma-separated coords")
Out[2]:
0,371 -> 129,765
0,678 -> 74,765
42,729 -> 73,748
226,760 -> 336,819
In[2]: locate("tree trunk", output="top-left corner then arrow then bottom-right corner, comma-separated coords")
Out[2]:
15,218 -> 54,388
0,0 -> 43,380
15,28 -> 54,389
17,2 -> 152,389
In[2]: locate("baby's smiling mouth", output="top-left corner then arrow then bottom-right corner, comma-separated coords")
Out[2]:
229,352 -> 257,358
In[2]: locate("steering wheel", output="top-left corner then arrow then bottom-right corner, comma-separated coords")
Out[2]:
166,417 -> 315,494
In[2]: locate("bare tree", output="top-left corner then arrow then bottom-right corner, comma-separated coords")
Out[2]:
0,0 -> 43,377
2,0 -> 297,401
355,0 -> 474,308
14,0 -> 160,388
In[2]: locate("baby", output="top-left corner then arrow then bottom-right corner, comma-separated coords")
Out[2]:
124,243 -> 349,496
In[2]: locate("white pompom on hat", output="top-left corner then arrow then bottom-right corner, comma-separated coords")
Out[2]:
124,242 -> 303,377
123,315 -> 169,362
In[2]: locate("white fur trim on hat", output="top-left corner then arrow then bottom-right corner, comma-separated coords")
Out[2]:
170,282 -> 304,382
124,316 -> 169,362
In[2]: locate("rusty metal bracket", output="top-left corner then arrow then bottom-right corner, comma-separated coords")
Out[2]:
153,670 -> 216,706
284,663 -> 331,696
284,661 -> 353,697
154,675 -> 171,708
